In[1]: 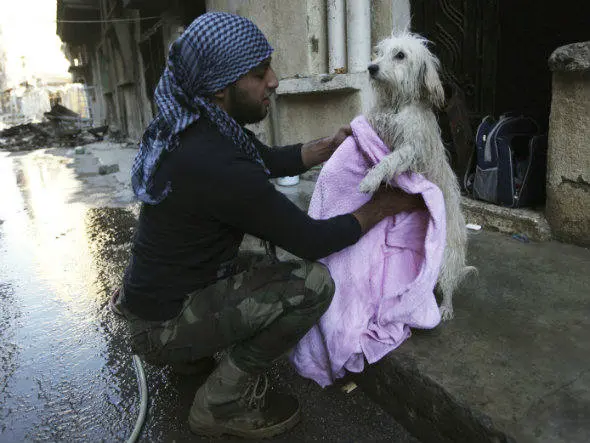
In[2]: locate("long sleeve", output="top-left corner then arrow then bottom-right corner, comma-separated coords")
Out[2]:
195,152 -> 361,261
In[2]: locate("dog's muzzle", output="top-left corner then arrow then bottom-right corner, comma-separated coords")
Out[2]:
368,64 -> 379,77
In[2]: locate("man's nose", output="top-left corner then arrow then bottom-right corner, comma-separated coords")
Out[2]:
368,64 -> 379,76
267,67 -> 279,90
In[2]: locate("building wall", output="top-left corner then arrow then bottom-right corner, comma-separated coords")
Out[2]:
206,0 -> 311,80
206,0 -> 411,145
60,1 -> 411,144
62,2 -> 157,141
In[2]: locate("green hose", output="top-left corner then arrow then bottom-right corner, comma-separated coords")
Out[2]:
127,354 -> 148,443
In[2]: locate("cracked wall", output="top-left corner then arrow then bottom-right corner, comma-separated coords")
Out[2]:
546,42 -> 590,246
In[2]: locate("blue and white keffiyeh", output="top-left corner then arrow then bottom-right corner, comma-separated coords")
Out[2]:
131,12 -> 274,204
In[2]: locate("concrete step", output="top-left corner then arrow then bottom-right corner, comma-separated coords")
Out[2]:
462,198 -> 551,242
278,175 -> 552,243
353,231 -> 590,443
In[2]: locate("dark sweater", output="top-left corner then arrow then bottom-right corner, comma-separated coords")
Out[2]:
123,118 -> 361,321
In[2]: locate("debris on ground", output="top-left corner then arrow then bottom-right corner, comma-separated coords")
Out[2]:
0,104 -> 112,152
99,164 -> 120,175
512,233 -> 530,243
341,381 -> 358,394
87,125 -> 109,140
0,121 -> 94,152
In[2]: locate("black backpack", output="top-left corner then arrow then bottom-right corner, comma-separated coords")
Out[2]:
465,113 -> 547,208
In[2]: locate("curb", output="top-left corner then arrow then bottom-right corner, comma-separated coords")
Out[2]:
352,354 -> 521,443
461,197 -> 551,242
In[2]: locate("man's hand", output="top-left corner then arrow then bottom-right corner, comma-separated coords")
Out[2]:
327,125 -> 353,154
352,186 -> 426,234
301,125 -> 352,169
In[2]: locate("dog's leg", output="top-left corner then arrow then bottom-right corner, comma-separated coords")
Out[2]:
359,144 -> 416,193
438,283 -> 454,320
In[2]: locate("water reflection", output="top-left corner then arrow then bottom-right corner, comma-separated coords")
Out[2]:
0,151 -> 137,441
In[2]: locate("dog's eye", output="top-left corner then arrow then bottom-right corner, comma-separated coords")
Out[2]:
395,51 -> 405,60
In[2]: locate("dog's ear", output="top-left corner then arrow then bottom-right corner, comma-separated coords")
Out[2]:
391,18 -> 411,37
421,55 -> 445,108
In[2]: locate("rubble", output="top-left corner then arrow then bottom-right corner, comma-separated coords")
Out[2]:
0,121 -> 97,151
0,104 -> 109,152
98,164 -> 120,175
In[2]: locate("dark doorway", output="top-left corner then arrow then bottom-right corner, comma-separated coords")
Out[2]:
139,25 -> 166,115
411,0 -> 590,132
494,0 -> 590,130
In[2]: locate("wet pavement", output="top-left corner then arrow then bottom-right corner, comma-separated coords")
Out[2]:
0,148 -> 418,442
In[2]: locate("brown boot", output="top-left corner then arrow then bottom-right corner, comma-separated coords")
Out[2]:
188,355 -> 300,439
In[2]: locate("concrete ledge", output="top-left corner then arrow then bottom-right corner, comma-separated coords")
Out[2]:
354,351 -> 516,443
276,73 -> 365,96
461,197 -> 552,242
352,232 -> 590,443
274,179 -> 553,242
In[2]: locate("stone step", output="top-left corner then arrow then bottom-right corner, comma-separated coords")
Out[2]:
277,176 -> 552,242
353,231 -> 590,443
461,197 -> 551,242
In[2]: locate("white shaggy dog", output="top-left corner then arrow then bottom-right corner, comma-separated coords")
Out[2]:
359,31 -> 475,320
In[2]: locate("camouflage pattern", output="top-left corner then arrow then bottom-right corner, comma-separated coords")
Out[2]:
120,252 -> 335,373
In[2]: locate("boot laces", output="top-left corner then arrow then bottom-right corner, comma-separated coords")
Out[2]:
245,373 -> 269,410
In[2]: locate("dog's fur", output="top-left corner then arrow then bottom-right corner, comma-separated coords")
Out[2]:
359,31 -> 475,320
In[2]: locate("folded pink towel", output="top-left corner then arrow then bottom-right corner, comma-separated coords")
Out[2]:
291,115 -> 446,387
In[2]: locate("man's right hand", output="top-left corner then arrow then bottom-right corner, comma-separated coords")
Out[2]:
352,186 -> 426,234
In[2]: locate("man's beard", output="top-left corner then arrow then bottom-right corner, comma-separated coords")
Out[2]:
227,84 -> 269,125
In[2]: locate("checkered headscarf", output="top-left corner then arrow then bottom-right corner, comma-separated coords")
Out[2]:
131,12 -> 274,204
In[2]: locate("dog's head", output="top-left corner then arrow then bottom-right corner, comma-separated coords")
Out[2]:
368,32 -> 444,109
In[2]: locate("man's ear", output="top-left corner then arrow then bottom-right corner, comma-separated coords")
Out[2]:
212,87 -> 229,111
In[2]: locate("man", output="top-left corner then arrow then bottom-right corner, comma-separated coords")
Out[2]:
117,12 -> 424,439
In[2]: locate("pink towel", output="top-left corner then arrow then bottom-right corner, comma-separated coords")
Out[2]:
291,115 -> 445,387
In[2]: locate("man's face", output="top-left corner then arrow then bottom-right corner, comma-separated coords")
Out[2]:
226,58 -> 278,125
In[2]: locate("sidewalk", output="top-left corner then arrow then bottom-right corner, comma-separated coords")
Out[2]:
280,176 -> 590,443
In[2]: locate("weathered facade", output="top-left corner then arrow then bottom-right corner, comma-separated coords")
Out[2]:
57,0 -> 590,245
56,0 -> 411,144
204,0 -> 410,145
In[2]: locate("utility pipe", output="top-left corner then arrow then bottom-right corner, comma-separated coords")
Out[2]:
346,0 -> 371,73
327,0 -> 346,73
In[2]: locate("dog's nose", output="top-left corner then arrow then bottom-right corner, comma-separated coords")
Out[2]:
368,64 -> 379,76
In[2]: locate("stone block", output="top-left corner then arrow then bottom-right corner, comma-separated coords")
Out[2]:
98,163 -> 120,175
546,41 -> 590,246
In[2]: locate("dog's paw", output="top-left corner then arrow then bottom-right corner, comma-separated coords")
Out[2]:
359,168 -> 385,193
439,303 -> 454,321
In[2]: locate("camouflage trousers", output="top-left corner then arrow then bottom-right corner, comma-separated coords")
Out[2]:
120,253 -> 335,373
